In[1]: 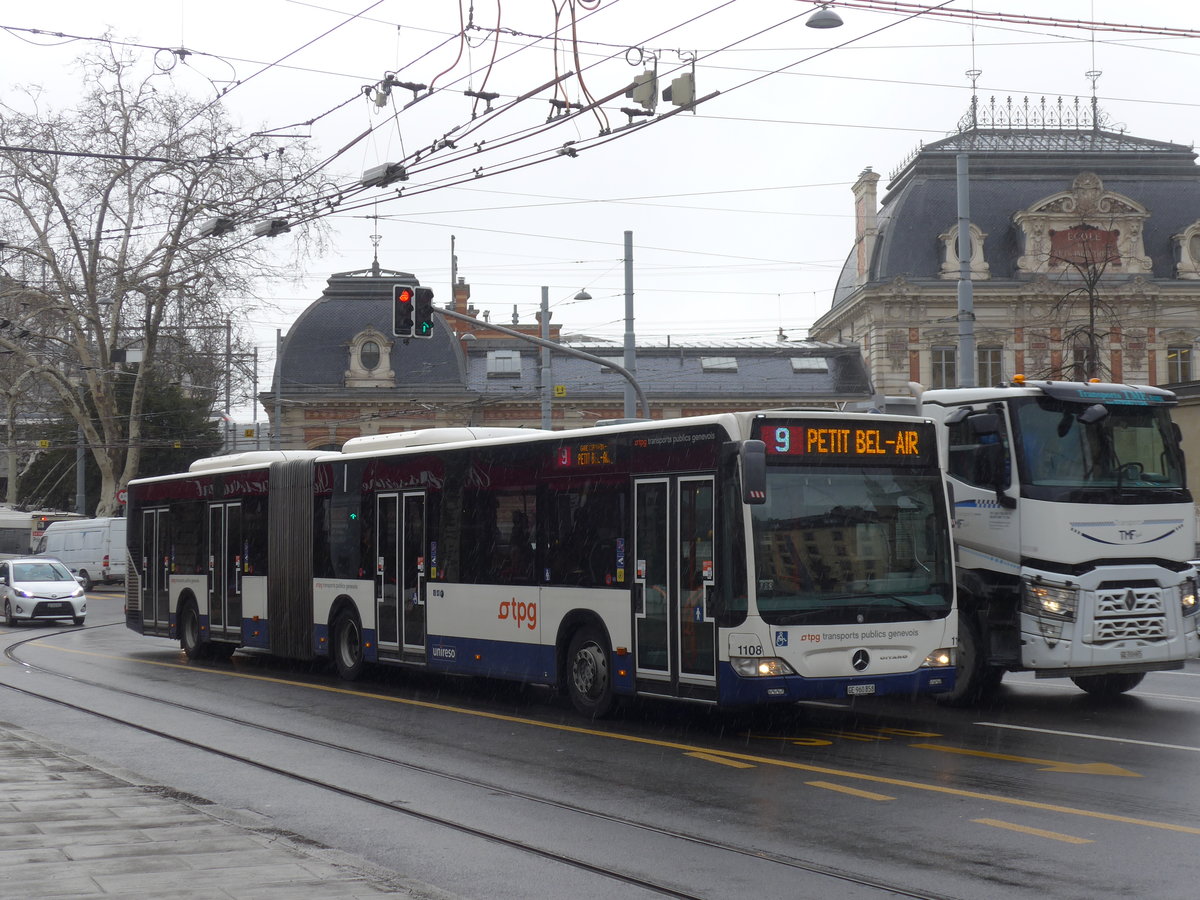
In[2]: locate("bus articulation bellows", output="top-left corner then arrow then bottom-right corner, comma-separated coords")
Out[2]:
125,411 -> 957,716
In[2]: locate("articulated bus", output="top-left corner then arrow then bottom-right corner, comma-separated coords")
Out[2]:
125,411 -> 958,716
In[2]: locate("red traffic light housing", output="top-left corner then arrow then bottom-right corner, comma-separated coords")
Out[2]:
392,283 -> 415,337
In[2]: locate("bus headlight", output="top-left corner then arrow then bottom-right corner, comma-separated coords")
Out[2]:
730,657 -> 796,677
1022,582 -> 1078,621
1182,578 -> 1198,617
921,648 -> 955,668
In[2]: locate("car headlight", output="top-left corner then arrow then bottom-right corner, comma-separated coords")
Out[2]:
1182,578 -> 1198,617
921,647 -> 955,668
730,657 -> 796,677
15,588 -> 34,599
1022,581 -> 1078,620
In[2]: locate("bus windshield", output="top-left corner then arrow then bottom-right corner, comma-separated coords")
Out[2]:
1013,397 -> 1185,496
750,467 -> 952,626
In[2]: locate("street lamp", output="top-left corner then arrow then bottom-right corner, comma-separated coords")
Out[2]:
806,4 -> 844,28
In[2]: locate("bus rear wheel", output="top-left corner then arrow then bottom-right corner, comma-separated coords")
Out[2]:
179,601 -> 209,660
332,611 -> 365,681
1070,672 -> 1145,697
566,627 -> 614,718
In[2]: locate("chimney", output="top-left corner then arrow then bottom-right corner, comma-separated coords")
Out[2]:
852,167 -> 880,284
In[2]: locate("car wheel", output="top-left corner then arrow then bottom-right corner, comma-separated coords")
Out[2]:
72,616 -> 85,626
332,611 -> 365,680
4,599 -> 16,628
566,626 -> 615,719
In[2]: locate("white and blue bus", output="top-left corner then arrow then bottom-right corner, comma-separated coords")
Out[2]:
125,411 -> 957,716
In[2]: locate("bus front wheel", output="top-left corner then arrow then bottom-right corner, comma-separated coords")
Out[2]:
332,611 -> 365,681
566,627 -> 614,719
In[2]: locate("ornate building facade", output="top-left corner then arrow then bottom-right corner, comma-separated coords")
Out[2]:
810,99 -> 1200,400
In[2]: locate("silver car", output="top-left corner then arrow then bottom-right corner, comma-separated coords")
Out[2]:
1,557 -> 87,626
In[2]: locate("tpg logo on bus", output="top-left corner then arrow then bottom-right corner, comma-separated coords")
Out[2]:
498,598 -> 537,630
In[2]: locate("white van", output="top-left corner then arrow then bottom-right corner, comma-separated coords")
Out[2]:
34,517 -> 127,590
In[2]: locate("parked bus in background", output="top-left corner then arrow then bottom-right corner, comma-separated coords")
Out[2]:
34,517 -> 127,590
125,412 -> 957,717
910,378 -> 1200,704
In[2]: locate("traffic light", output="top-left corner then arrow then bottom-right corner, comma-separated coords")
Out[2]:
413,287 -> 435,339
626,69 -> 657,110
393,283 -> 415,337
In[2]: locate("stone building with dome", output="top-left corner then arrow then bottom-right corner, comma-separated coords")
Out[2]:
810,99 -> 1200,403
262,264 -> 875,449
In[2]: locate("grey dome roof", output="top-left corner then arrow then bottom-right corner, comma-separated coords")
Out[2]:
832,128 -> 1200,307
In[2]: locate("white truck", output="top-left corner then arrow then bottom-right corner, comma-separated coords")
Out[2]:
34,517 -> 127,590
910,377 -> 1200,703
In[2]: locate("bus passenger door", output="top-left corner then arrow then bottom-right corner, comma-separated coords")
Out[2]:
375,494 -> 400,649
633,476 -> 717,694
141,508 -> 170,631
208,503 -> 243,641
401,492 -> 426,652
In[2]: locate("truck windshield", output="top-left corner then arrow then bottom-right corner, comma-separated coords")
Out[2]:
1013,397 -> 1185,497
750,468 -> 952,626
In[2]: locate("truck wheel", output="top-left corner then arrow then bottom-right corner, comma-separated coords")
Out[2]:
332,611 -> 365,681
1070,672 -> 1145,697
77,570 -> 93,592
566,626 -> 615,719
935,613 -> 997,707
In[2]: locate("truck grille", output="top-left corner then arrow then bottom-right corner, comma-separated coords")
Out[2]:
1092,585 -> 1166,644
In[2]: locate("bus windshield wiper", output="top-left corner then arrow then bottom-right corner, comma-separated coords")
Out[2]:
820,592 -> 943,620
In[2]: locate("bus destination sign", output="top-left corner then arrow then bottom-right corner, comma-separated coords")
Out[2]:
555,441 -> 614,468
756,420 -> 930,463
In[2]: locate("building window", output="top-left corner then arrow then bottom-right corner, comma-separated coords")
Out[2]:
359,340 -> 381,371
487,349 -> 522,377
790,357 -> 828,373
931,346 -> 956,389
700,356 -> 738,373
977,346 -> 1003,386
1167,345 -> 1193,383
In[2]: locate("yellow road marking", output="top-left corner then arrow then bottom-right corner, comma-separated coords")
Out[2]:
807,781 -> 894,801
911,743 -> 1141,777
973,818 -> 1093,845
36,644 -> 1200,836
685,751 -> 755,769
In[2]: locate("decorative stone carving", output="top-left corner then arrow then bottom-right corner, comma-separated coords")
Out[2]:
1013,172 -> 1152,275
1173,221 -> 1200,279
938,222 -> 990,279
344,326 -> 396,388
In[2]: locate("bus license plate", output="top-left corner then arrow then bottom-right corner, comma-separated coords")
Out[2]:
846,684 -> 876,696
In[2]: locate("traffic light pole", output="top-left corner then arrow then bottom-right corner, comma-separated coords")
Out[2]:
436,305 -> 651,420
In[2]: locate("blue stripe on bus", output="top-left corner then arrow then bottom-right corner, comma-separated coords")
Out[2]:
241,620 -> 270,649
716,661 -> 955,705
426,634 -> 557,683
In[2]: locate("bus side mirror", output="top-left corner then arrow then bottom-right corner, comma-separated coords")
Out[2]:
740,440 -> 767,505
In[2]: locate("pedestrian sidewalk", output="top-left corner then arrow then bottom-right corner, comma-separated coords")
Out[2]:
0,723 -> 448,899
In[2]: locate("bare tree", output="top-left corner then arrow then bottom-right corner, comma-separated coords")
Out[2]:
1026,220 -> 1124,382
0,44 -> 328,514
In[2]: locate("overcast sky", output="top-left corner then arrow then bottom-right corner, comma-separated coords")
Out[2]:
4,1 -> 1198,415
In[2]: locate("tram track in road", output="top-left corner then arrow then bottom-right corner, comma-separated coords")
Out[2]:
2,625 -> 956,900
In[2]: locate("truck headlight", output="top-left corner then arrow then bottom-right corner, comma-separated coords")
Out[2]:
1182,578 -> 1198,617
730,657 -> 796,677
1022,582 -> 1078,621
921,647 -> 955,667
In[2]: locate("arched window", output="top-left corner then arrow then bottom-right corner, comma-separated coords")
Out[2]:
360,340 -> 381,371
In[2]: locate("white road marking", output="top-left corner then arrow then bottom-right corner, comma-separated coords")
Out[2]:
976,721 -> 1200,754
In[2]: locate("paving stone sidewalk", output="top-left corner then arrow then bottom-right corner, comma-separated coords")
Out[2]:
0,722 -> 447,899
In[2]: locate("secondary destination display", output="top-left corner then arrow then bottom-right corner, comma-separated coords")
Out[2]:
555,441 -> 614,468
755,420 -> 931,464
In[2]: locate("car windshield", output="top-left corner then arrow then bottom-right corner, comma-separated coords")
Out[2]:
12,561 -> 75,582
750,467 -> 952,626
